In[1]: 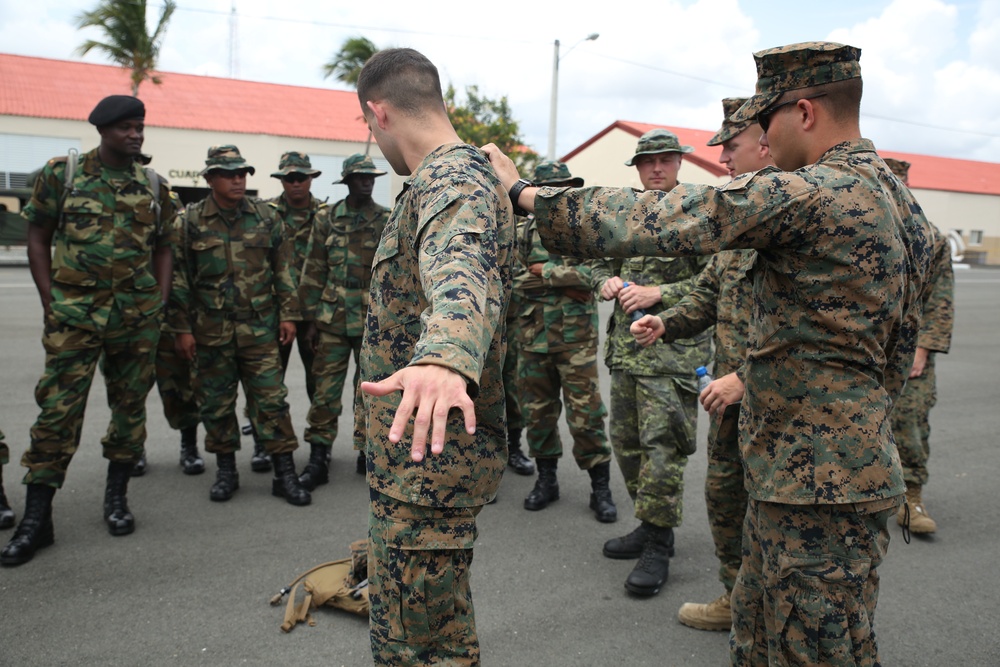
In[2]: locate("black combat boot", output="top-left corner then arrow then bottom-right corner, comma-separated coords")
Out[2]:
524,458 -> 559,511
624,525 -> 675,597
1,484 -> 55,567
0,467 -> 15,530
604,521 -> 676,559
355,450 -> 366,475
249,425 -> 271,473
179,426 -> 205,475
587,461 -> 618,523
129,452 -> 147,477
210,452 -> 239,502
271,452 -> 311,506
506,428 -> 535,476
298,444 -> 330,491
104,461 -> 136,536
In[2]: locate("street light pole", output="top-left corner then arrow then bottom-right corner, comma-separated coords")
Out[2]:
548,33 -> 598,161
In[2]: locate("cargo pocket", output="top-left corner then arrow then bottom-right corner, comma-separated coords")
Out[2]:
385,514 -> 476,644
191,235 -> 227,279
776,553 -> 873,666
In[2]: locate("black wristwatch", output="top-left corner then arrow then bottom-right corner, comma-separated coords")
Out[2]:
508,178 -> 534,217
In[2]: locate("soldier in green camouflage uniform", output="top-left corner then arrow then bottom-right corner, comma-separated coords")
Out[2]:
485,41 -> 934,667
502,249 -> 533,476
594,129 -> 711,597
883,158 -> 955,535
0,429 -> 13,529
169,145 -> 310,507
2,96 -> 177,567
516,161 -> 615,522
356,48 -> 514,666
633,99 -> 774,630
297,154 -> 388,490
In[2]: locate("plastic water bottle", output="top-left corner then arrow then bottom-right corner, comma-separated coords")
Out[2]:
622,281 -> 647,322
696,366 -> 713,393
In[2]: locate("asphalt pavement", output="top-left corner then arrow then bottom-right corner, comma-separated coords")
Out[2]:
1,265 -> 998,666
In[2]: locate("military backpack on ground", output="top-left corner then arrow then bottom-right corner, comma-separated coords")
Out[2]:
270,538 -> 369,633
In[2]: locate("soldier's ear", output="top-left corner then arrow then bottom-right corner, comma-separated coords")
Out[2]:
366,100 -> 389,130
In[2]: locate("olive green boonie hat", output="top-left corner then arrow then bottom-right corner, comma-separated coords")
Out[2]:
270,151 -> 321,179
707,97 -> 753,147
532,160 -> 584,187
883,157 -> 911,181
625,129 -> 694,166
201,145 -> 255,176
732,41 -> 862,124
335,153 -> 387,184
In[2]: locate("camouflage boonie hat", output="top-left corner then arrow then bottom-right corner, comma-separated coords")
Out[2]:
335,153 -> 386,183
625,129 -> 694,166
201,145 -> 255,176
732,42 -> 862,123
707,97 -> 753,147
270,151 -> 321,179
883,157 -> 911,182
532,160 -> 584,187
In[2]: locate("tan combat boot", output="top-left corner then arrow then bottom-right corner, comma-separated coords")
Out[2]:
897,483 -> 937,534
678,591 -> 732,631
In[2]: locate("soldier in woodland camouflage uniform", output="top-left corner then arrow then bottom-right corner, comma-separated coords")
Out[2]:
297,154 -> 388,490
485,41 -> 934,667
884,157 -> 955,535
502,243 -> 533,476
593,129 -> 711,597
2,96 -> 177,567
633,98 -> 774,630
0,429 -> 14,529
516,161 -> 615,522
169,145 -> 310,507
356,49 -> 513,666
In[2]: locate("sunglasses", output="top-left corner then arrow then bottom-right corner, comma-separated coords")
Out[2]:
757,92 -> 828,133
282,173 -> 311,184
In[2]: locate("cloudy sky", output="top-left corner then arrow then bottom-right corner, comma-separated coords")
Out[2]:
3,0 -> 999,162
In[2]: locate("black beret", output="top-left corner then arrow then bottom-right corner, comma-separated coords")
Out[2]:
88,95 -> 145,127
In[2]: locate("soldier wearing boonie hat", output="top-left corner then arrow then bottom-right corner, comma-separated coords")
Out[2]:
254,151 -> 328,476
485,40 -> 935,666
297,152 -> 389,487
624,129 -> 694,166
514,159 -> 613,522
596,125 -> 710,601
200,145 -> 255,176
3,93 -> 177,566
171,144 -> 313,510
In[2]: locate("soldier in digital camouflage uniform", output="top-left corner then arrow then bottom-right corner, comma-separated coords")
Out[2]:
592,129 -> 711,598
516,160 -> 615,522
356,48 -> 514,666
485,41 -> 934,667
297,153 -> 389,491
2,96 -> 177,567
883,157 -> 954,535
634,98 -> 774,630
169,145 -> 310,507
0,429 -> 14,529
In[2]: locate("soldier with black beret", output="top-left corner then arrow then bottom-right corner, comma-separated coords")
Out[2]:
2,94 -> 176,566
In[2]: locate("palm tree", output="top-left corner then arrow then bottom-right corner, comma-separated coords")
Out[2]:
322,36 -> 378,87
75,0 -> 177,96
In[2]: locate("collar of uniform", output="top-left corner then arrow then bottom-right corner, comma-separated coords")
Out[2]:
815,137 -> 876,165
403,142 -> 474,189
82,147 -> 145,182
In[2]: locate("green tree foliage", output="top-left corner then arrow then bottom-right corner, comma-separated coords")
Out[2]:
445,85 -> 540,172
322,36 -> 378,88
75,0 -> 176,96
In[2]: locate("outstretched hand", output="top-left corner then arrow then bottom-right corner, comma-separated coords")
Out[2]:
361,364 -> 476,463
630,314 -> 665,347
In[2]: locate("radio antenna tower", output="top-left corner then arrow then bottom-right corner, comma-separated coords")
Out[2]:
228,2 -> 239,78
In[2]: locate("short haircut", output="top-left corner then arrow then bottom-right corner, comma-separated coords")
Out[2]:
357,48 -> 445,117
799,78 -> 863,124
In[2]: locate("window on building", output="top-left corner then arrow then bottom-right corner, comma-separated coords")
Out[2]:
969,230 -> 984,245
1,134 -> 82,189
